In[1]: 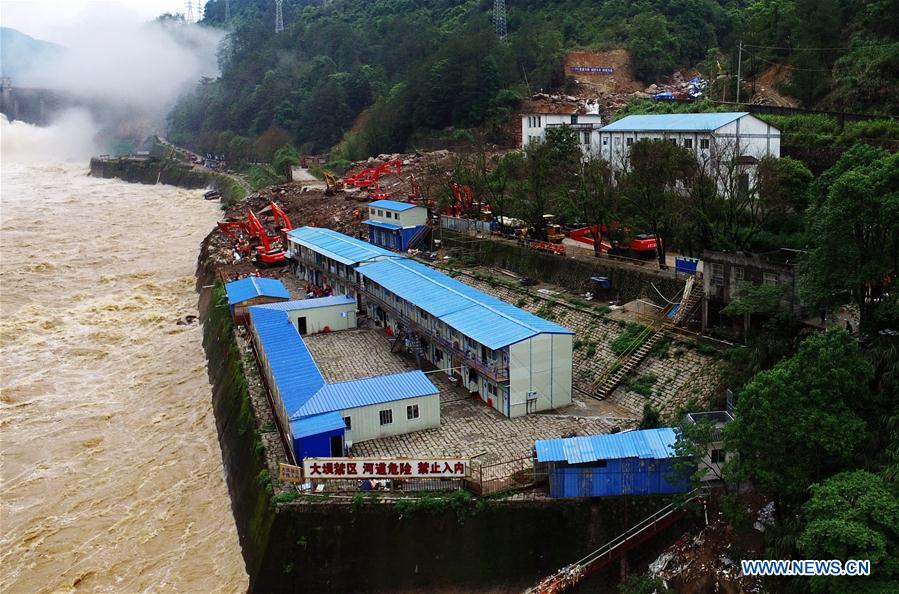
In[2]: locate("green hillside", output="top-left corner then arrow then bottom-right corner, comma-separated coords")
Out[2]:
167,0 -> 898,161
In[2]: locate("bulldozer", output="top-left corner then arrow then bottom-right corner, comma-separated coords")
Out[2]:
323,171 -> 344,196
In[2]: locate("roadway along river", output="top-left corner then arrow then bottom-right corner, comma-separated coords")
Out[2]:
0,118 -> 248,592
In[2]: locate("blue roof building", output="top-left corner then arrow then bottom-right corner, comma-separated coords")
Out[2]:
224,277 -> 290,324
535,429 -> 691,498
356,257 -> 575,418
248,301 -> 440,460
364,200 -> 430,252
286,226 -> 398,303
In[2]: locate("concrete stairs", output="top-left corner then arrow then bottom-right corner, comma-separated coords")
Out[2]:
591,328 -> 663,400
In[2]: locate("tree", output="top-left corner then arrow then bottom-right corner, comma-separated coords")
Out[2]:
272,144 -> 300,178
620,139 -> 696,268
801,148 -> 899,332
672,416 -> 730,491
726,330 -> 873,515
565,158 -> 619,258
721,282 -> 789,338
799,471 -> 899,594
515,126 -> 581,240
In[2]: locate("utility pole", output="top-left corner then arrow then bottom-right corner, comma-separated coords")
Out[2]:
185,0 -> 194,23
735,40 -> 743,104
493,0 -> 507,40
275,0 -> 284,33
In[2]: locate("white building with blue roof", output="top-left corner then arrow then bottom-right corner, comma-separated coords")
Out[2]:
248,299 -> 440,460
356,257 -> 575,417
286,226 -> 398,304
364,199 -> 429,252
597,112 -> 780,186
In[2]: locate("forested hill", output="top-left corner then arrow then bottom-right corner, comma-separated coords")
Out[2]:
167,0 -> 898,161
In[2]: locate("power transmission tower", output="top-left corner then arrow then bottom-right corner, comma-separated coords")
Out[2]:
493,0 -> 507,40
197,0 -> 203,21
185,0 -> 194,23
275,0 -> 284,33
225,0 -> 231,20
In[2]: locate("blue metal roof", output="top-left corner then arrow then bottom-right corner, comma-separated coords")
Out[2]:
600,112 -> 750,133
357,259 -> 574,349
225,277 -> 290,305
288,226 -> 397,266
535,428 -> 680,464
363,219 -> 403,231
368,199 -> 419,212
292,370 -> 438,418
248,306 -> 325,414
289,411 -> 346,439
253,295 -> 356,312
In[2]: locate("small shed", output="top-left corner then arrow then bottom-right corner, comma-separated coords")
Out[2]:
253,296 -> 357,335
290,411 -> 346,460
535,428 -> 690,498
225,277 -> 290,324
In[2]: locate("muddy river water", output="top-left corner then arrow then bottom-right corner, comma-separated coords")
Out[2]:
1,120 -> 248,592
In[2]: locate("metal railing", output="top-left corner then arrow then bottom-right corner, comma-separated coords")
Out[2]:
465,456 -> 545,496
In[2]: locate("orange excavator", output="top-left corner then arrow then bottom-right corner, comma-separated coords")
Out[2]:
444,183 -> 492,219
217,201 -> 294,265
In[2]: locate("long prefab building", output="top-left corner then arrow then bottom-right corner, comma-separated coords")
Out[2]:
356,258 -> 574,417
248,299 -> 440,460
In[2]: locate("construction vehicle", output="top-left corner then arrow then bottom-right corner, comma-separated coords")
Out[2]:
217,201 -> 294,265
569,224 -> 660,259
443,183 -> 492,219
323,171 -> 343,196
341,159 -> 402,190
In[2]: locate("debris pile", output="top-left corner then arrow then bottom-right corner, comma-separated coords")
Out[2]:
649,519 -> 764,594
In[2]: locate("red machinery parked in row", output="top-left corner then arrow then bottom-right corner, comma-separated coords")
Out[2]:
568,224 -> 660,259
341,159 -> 403,195
216,202 -> 294,265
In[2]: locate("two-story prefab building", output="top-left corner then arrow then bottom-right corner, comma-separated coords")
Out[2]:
248,302 -> 440,461
286,226 -> 397,304
522,112 -> 604,158
596,112 -> 781,184
355,257 -> 574,417
363,199 -> 429,252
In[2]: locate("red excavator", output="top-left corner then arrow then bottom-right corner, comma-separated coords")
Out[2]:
342,159 -> 403,191
217,201 -> 294,265
443,183 -> 492,219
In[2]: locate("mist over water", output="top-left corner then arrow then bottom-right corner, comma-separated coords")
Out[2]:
0,105 -> 247,591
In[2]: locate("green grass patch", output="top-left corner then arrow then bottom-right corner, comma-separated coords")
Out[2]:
610,322 -> 650,355
625,373 -> 658,397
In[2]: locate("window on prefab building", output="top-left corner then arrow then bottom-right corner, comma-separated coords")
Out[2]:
710,263 -> 725,286
700,138 -> 710,149
406,404 -> 419,420
537,116 -> 541,126
344,416 -> 352,430
379,409 -> 393,425
710,449 -> 725,464
570,115 -> 578,124
377,210 -> 383,216
626,137 -> 633,146
614,136 -> 621,145
582,131 -> 590,144
369,208 -> 374,215
763,272 -> 779,285
684,138 -> 693,149
669,138 -> 677,145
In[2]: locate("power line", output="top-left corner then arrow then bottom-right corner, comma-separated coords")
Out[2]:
743,41 -> 894,51
743,49 -> 834,72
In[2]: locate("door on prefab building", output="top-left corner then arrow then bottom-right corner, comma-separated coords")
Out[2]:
329,435 -> 344,456
297,317 -> 307,335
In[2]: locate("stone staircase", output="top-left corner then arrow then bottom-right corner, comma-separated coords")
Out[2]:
591,327 -> 663,400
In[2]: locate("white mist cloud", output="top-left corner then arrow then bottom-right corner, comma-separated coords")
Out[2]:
1,110 -> 100,162
27,16 -> 223,117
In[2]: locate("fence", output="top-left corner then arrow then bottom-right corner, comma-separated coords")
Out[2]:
440,215 -> 492,235
305,477 -> 463,493
465,455 -> 547,496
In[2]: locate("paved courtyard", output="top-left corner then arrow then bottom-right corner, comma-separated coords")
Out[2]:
304,327 -> 617,464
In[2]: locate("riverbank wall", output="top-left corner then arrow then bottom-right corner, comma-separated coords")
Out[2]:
89,156 -> 246,205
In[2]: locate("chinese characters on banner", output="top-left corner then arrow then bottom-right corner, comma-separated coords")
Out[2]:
570,66 -> 614,74
302,458 -> 469,479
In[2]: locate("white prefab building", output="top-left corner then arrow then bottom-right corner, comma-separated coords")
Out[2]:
286,226 -> 396,303
596,112 -> 781,184
247,304 -> 440,460
254,296 -> 358,336
364,199 -> 429,252
356,257 -> 575,418
522,112 -> 604,158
